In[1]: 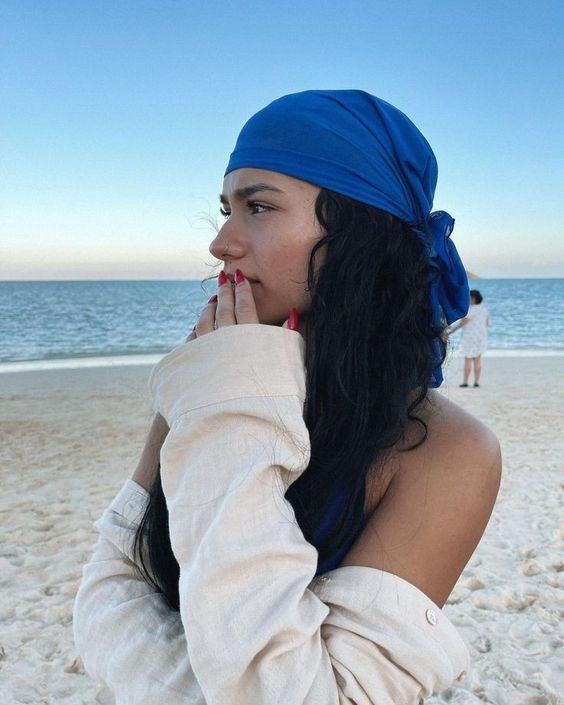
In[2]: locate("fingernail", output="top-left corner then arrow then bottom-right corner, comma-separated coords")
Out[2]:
218,271 -> 228,286
207,295 -> 218,303
289,308 -> 299,331
235,269 -> 246,284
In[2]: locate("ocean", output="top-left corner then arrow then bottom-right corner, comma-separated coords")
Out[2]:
1,279 -> 563,371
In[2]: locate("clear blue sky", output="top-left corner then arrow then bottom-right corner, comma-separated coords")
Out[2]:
2,0 -> 563,279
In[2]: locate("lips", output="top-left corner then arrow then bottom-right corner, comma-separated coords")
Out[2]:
225,273 -> 259,284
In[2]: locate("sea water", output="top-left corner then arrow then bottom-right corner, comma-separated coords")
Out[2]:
1,279 -> 563,370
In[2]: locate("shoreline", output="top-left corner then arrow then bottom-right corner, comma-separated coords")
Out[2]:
0,353 -> 164,374
2,346 -> 564,374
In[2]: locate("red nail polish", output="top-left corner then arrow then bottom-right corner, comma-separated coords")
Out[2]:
235,269 -> 246,284
218,271 -> 228,286
289,308 -> 299,331
208,295 -> 218,303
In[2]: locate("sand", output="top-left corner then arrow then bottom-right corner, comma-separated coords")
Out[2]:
0,353 -> 562,704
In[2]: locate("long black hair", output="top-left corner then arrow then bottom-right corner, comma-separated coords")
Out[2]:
132,188 -> 444,612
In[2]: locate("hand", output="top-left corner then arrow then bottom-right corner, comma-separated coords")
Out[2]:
186,270 -> 299,341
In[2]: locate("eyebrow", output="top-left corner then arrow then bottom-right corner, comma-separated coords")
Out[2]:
219,183 -> 284,204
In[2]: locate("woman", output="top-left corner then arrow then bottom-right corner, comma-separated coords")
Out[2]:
73,90 -> 502,704
448,289 -> 491,387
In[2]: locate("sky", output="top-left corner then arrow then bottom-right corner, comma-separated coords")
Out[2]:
2,0 -> 563,280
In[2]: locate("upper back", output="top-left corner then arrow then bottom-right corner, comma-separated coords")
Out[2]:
340,391 -> 502,607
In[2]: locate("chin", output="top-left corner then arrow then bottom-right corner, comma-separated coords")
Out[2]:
254,300 -> 284,325
259,314 -> 286,327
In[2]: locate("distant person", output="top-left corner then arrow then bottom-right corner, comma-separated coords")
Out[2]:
448,289 -> 490,387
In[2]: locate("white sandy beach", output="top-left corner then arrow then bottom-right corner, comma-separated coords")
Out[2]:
1,353 -> 563,704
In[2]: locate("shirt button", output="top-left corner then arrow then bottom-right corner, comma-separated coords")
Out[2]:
425,608 -> 438,626
317,575 -> 331,584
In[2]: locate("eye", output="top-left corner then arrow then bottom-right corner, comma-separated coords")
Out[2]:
219,207 -> 231,218
247,201 -> 272,214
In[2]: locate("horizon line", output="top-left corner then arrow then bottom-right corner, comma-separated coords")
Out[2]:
1,276 -> 564,283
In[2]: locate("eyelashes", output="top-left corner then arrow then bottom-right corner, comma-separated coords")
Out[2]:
219,201 -> 272,218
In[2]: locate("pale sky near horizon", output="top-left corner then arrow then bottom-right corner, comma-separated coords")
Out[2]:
2,1 -> 563,280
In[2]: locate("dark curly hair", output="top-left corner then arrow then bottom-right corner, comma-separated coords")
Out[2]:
132,187 -> 445,611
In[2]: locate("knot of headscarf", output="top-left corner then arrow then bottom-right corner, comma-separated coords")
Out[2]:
225,89 -> 470,387
417,210 -> 470,386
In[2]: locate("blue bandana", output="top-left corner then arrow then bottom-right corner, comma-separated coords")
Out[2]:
225,89 -> 469,387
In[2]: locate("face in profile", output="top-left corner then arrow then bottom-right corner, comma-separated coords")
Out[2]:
209,168 -> 326,326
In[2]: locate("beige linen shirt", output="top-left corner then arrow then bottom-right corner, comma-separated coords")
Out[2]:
73,324 -> 470,704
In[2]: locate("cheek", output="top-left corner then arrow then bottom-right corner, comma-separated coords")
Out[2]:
259,217 -> 320,291
255,274 -> 308,314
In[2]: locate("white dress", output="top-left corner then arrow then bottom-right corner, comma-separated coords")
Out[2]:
459,303 -> 490,357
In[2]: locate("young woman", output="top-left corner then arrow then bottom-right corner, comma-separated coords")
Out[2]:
448,289 -> 491,387
73,90 -> 502,704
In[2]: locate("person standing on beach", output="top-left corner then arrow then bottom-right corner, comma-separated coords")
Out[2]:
73,91 -> 501,704
448,289 -> 491,387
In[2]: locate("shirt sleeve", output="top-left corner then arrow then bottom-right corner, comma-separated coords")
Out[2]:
72,479 -> 206,704
149,323 -> 470,705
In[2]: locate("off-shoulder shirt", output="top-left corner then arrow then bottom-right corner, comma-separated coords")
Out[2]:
72,324 -> 470,704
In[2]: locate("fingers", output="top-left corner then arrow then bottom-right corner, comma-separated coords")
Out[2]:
230,274 -> 259,325
193,295 -> 219,338
191,270 -> 259,340
213,270 -> 259,328
215,275 -> 237,328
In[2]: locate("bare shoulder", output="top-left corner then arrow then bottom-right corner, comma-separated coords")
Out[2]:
341,392 -> 502,607
422,391 -> 502,471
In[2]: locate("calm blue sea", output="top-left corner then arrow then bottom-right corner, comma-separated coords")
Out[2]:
1,279 -> 563,368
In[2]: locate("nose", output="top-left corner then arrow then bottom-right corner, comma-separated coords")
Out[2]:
209,236 -> 224,261
209,226 -> 230,261
209,218 -> 242,262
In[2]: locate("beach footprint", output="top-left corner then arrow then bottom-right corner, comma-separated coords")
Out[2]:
472,590 -> 538,612
460,575 -> 486,591
64,656 -> 85,674
473,635 -> 492,653
520,560 -> 544,576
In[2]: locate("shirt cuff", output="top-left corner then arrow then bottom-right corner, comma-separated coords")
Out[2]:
148,324 -> 306,425
107,479 -> 151,526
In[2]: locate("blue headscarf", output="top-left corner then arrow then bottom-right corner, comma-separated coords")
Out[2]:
225,89 -> 469,387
